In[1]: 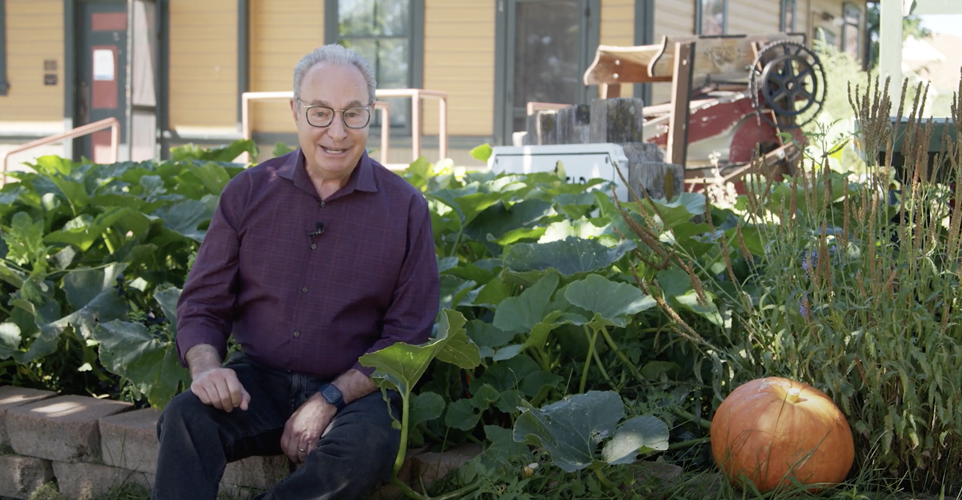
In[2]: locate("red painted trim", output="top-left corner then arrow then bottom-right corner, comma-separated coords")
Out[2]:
91,12 -> 127,32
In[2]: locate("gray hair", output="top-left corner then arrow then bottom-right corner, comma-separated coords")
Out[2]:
292,44 -> 377,104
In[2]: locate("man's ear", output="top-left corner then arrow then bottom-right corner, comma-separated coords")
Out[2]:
290,99 -> 299,122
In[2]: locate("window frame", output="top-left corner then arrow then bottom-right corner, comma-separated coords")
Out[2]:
780,0 -> 797,33
695,0 -> 728,36
841,2 -> 861,59
323,0 -> 424,134
0,0 -> 9,95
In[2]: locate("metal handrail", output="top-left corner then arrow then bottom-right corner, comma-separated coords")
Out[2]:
1,117 -> 120,185
240,92 -> 391,165
372,88 -> 448,162
240,88 -> 449,168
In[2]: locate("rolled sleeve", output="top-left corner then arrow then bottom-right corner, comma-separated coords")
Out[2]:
352,194 -> 439,376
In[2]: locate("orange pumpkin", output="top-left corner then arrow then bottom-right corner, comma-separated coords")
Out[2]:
710,377 -> 854,492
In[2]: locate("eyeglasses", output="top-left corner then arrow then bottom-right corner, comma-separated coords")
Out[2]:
297,99 -> 372,129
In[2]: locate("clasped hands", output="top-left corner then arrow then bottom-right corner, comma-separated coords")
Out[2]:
190,367 -> 335,464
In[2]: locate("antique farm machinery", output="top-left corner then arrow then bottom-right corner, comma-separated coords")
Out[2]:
582,33 -> 826,187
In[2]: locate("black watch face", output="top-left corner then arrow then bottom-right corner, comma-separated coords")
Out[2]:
323,385 -> 343,407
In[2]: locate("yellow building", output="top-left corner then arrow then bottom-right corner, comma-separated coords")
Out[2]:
0,0 -> 868,168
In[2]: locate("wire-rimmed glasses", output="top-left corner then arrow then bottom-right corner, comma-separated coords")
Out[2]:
297,99 -> 372,129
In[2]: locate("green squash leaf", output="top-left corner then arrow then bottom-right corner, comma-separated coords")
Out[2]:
493,273 -> 559,334
359,309 -> 480,395
470,143 -> 493,163
564,274 -> 656,328
503,237 -> 635,276
91,319 -> 190,409
409,391 -> 445,426
513,391 -> 625,472
0,323 -> 22,360
601,415 -> 670,465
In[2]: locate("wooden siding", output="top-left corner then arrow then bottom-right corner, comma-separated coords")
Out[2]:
599,0 -> 635,98
249,0 -> 324,134
169,0 -> 238,131
728,0 -> 780,36
422,0 -> 495,137
0,0 -> 64,125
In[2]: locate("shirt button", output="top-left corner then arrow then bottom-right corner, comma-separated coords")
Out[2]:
301,286 -> 308,293
293,330 -> 300,337
311,244 -> 316,249
319,201 -> 326,208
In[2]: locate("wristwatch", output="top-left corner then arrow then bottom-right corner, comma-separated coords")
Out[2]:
318,383 -> 346,411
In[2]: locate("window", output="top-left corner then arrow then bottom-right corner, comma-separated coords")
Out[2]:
781,0 -> 796,33
841,3 -> 861,59
325,0 -> 422,129
0,0 -> 8,95
696,0 -> 727,35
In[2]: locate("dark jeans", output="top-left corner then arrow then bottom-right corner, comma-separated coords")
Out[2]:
152,354 -> 401,500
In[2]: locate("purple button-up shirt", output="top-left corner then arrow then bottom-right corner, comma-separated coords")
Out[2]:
175,149 -> 440,379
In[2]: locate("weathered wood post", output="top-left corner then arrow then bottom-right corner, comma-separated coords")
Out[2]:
522,111 -> 559,146
557,104 -> 591,145
589,97 -> 683,201
520,97 -> 683,201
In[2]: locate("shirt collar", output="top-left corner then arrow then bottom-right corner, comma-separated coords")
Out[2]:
276,148 -> 378,199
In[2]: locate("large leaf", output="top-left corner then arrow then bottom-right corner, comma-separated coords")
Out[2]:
471,354 -> 540,393
539,219 -> 607,243
0,323 -> 22,360
601,416 -> 670,465
465,199 -> 554,244
91,319 -> 190,409
465,320 -> 516,350
470,143 -> 493,162
521,311 -> 564,355
31,156 -> 90,212
409,391 -> 445,426
439,276 -> 477,311
154,286 -> 181,334
492,273 -> 559,333
513,391 -> 625,472
429,177 -> 529,228
3,212 -> 47,270
564,274 -> 656,328
191,162 -> 232,195
22,264 -> 129,363
171,139 -> 257,163
445,398 -> 483,430
151,195 -> 218,242
480,425 -> 531,469
624,192 -> 705,230
656,269 -> 723,326
359,309 -> 480,395
44,208 -> 135,252
503,237 -> 635,276
473,277 -> 511,309
0,261 -> 25,288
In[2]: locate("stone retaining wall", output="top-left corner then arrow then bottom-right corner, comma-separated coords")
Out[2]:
0,386 -> 477,500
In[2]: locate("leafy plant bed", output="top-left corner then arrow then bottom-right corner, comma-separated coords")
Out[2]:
2,81 -> 962,498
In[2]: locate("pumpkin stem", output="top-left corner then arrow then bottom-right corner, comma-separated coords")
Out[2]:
786,388 -> 802,403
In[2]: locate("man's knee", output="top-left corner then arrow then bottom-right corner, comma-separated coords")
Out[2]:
156,389 -> 205,438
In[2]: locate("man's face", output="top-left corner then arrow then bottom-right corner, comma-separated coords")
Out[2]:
291,63 -> 370,178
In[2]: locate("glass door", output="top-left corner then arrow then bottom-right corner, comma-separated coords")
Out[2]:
495,0 -> 599,145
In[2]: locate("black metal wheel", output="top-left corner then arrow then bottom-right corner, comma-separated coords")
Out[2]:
749,40 -> 826,129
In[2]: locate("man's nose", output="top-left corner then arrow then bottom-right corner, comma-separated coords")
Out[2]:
326,113 -> 348,138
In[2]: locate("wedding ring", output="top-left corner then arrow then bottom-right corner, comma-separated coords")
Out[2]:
298,448 -> 306,452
